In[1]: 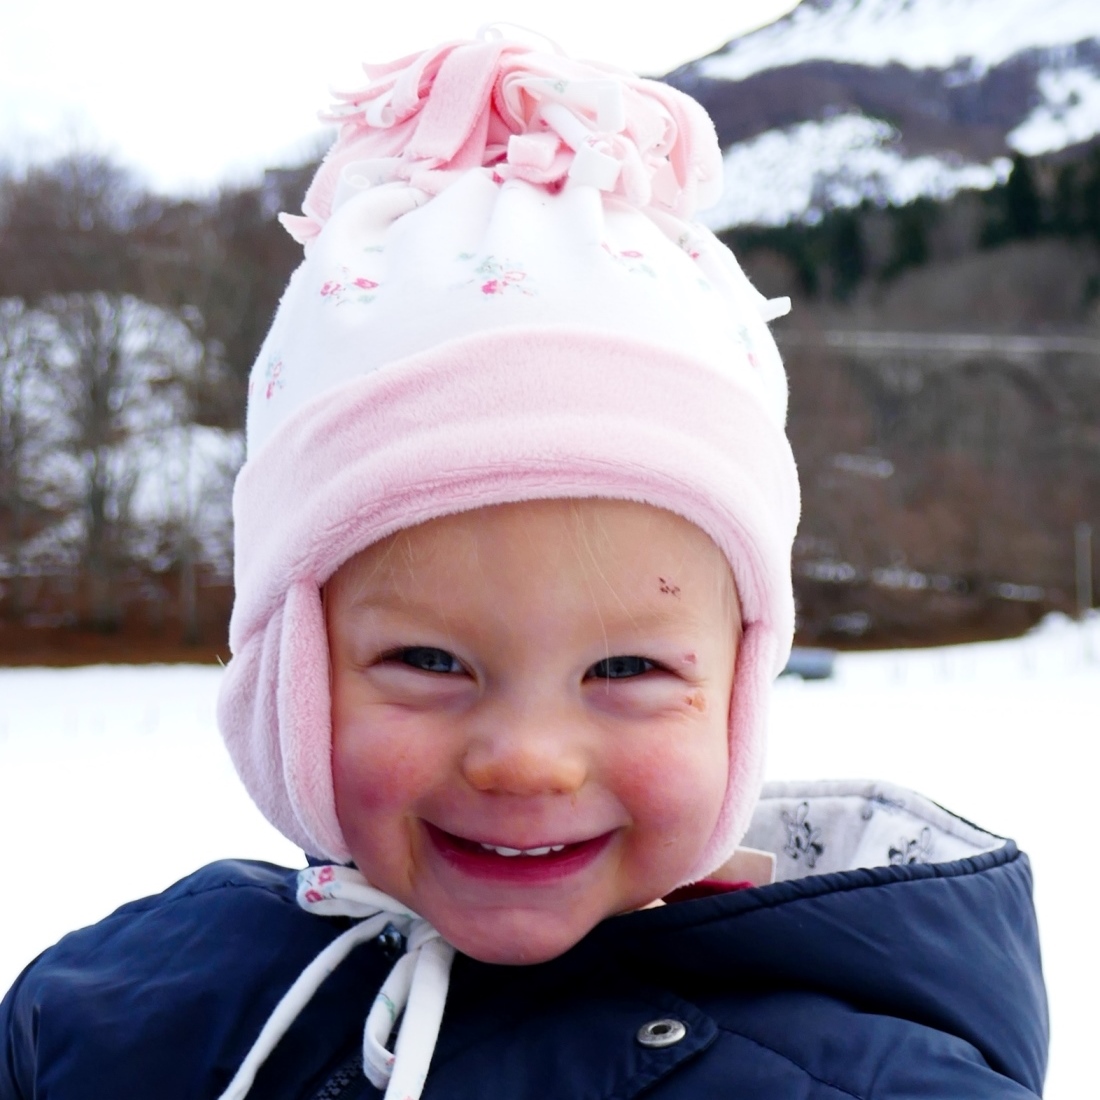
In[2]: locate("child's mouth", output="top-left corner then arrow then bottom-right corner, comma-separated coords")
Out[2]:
425,823 -> 611,880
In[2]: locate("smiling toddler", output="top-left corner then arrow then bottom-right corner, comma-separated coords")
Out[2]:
324,498 -> 739,966
1,29 -> 1046,1100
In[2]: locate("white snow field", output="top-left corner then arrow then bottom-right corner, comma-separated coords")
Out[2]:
1,614 -> 1096,1096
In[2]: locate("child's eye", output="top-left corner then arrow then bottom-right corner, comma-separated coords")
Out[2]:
392,647 -> 464,674
586,655 -> 656,680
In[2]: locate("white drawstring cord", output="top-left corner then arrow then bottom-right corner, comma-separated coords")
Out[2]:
216,866 -> 455,1100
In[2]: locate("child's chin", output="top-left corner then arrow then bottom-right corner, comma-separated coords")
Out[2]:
439,911 -> 598,966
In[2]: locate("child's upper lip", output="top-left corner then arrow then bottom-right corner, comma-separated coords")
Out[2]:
428,822 -> 612,850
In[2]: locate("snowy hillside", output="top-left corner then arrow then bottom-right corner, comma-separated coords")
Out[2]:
673,0 -> 1100,227
701,0 -> 1100,80
1,615 -> 1097,1096
699,114 -> 1010,229
1009,64 -> 1100,154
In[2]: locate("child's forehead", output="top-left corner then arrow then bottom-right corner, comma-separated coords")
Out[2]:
336,498 -> 728,578
327,498 -> 739,621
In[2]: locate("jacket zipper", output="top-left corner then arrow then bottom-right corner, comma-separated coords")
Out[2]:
309,1053 -> 365,1099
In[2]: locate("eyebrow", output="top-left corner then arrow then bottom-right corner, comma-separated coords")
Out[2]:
337,588 -> 720,638
336,588 -> 442,619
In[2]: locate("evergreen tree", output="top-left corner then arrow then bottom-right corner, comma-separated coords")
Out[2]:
1004,154 -> 1042,239
1052,163 -> 1079,235
829,210 -> 866,300
883,200 -> 932,280
1082,148 -> 1100,243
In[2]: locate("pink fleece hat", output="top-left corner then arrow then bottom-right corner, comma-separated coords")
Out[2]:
217,31 -> 800,883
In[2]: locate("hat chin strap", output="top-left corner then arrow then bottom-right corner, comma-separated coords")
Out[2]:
216,866 -> 454,1100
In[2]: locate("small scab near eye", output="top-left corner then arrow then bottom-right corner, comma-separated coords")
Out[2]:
686,690 -> 707,713
658,576 -> 681,598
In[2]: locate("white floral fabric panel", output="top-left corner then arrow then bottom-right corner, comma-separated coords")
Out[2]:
742,779 -> 1005,882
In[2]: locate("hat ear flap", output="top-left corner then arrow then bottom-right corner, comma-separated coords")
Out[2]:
278,579 -> 350,861
218,603 -> 298,849
686,619 -> 775,882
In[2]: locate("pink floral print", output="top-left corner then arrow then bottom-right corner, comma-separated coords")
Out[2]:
736,323 -> 761,370
249,356 -> 284,400
458,253 -> 535,297
601,242 -> 656,277
676,232 -> 703,261
301,863 -> 337,905
319,267 -> 382,305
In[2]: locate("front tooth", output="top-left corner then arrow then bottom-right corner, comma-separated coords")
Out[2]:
478,842 -> 564,857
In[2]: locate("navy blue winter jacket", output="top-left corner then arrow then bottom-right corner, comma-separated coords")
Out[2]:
1,781 -> 1048,1099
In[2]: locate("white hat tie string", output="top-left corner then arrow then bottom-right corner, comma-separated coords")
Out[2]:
216,865 -> 454,1100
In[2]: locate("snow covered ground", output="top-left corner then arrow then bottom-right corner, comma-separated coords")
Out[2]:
1,615 -> 1096,1095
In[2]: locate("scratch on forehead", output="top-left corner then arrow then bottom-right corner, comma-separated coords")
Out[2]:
658,576 -> 681,598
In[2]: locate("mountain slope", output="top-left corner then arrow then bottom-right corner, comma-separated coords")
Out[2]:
664,0 -> 1100,227
700,0 -> 1099,79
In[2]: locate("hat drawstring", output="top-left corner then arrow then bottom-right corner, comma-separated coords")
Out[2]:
216,866 -> 454,1100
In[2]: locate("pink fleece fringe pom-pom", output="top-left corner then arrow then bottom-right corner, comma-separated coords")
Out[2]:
281,35 -> 724,246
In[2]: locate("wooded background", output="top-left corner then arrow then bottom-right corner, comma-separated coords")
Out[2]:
1,148 -> 1097,661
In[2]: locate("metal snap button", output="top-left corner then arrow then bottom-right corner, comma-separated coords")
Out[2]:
636,1018 -> 687,1048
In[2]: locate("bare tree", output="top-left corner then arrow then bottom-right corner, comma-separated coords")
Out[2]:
42,292 -> 198,629
0,300 -> 56,618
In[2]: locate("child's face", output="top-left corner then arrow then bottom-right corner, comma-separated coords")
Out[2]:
325,498 -> 739,965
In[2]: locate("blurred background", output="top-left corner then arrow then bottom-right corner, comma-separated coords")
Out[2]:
2,4 -> 1098,1094
1,0 -> 1098,661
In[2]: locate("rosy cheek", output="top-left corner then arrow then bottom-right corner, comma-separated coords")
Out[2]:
615,749 -> 725,855
332,708 -> 432,816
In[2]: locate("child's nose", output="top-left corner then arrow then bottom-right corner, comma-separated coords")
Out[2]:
461,720 -> 587,797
